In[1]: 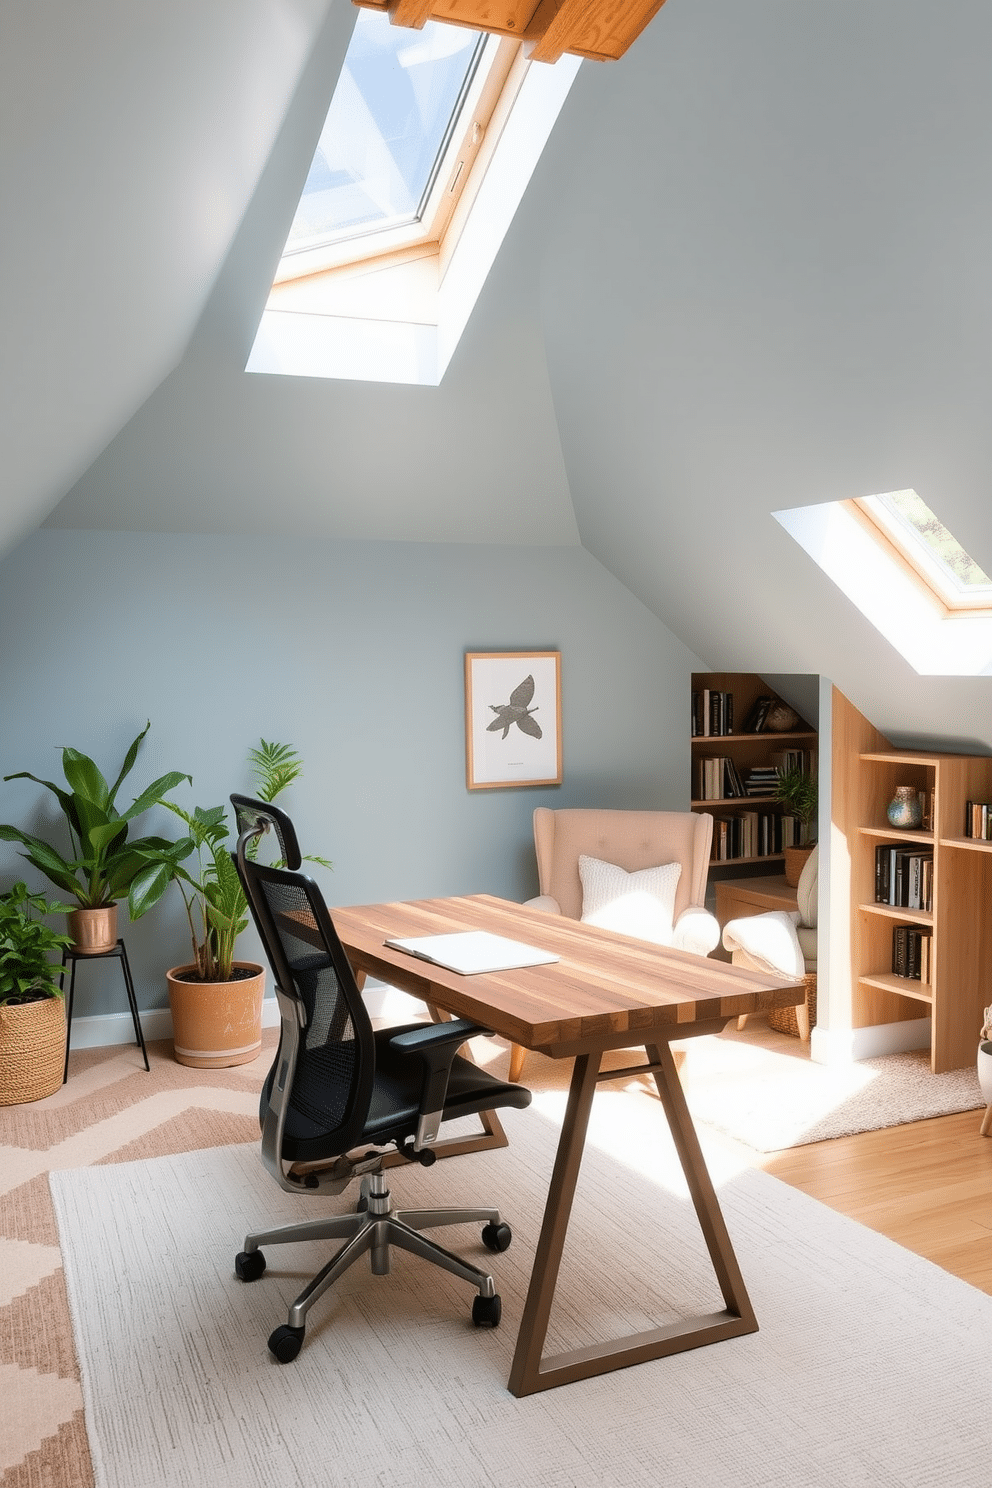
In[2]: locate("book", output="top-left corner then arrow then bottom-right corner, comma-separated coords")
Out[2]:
741,696 -> 774,733
384,932 -> 559,975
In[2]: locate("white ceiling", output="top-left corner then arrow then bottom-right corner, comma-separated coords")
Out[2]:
6,0 -> 992,746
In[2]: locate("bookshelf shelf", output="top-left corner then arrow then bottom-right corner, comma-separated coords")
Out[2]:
859,971 -> 933,1005
691,673 -> 818,877
851,742 -> 992,1072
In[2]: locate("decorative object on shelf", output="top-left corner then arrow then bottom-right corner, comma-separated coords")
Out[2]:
979,1006 -> 992,1137
763,702 -> 799,733
886,785 -> 923,830
0,722 -> 192,955
0,882 -> 72,1105
465,651 -> 562,790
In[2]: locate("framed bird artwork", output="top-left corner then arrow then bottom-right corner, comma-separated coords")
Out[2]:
464,651 -> 562,789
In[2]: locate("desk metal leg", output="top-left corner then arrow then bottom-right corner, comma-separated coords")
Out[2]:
506,1040 -> 757,1397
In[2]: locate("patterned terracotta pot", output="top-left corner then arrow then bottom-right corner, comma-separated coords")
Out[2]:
166,963 -> 265,1068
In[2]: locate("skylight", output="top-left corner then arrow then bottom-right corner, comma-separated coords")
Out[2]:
854,490 -> 992,610
283,14 -> 485,256
774,491 -> 992,676
247,11 -> 581,386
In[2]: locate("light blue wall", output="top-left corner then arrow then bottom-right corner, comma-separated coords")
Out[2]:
0,530 -> 701,1017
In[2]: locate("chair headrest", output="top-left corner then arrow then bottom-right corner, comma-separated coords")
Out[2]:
229,794 -> 302,871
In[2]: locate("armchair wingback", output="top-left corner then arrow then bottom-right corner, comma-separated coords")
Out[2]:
531,807 -> 715,933
508,808 -> 721,1081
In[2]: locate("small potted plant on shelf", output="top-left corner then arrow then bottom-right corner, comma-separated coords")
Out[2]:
0,722 -> 192,955
0,882 -> 74,1105
162,740 -> 330,1069
773,764 -> 818,887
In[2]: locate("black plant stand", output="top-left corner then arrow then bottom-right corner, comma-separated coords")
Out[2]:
60,939 -> 150,1084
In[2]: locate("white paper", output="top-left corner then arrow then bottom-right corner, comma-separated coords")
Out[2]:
384,931 -> 559,976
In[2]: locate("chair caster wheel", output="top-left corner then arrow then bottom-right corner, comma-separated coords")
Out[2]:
268,1325 -> 305,1363
235,1249 -> 266,1282
481,1221 -> 512,1252
472,1293 -> 501,1328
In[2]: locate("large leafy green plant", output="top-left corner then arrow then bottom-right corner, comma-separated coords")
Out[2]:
0,723 -> 192,919
0,882 -> 73,1005
165,740 -> 330,984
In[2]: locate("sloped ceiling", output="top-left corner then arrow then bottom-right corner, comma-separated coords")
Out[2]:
0,0 -> 333,558
44,5 -> 579,546
536,0 -> 992,746
12,0 -> 992,747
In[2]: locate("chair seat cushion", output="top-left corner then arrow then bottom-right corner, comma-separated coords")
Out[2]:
578,854 -> 682,946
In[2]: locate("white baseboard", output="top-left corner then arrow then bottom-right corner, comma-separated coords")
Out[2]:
66,982 -> 418,1052
65,998 -> 283,1051
810,1017 -> 932,1065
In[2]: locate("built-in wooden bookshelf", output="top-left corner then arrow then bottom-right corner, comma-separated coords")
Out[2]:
690,672 -> 818,876
853,745 -> 992,1073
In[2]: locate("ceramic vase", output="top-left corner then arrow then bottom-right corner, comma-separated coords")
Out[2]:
886,785 -> 923,830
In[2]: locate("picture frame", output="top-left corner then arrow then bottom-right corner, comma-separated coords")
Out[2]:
465,651 -> 562,790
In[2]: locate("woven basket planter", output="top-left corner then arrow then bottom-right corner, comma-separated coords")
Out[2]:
768,972 -> 817,1040
0,997 -> 66,1105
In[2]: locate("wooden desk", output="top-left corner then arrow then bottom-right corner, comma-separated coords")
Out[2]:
330,893 -> 802,1397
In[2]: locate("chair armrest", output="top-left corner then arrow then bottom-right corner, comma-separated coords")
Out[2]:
523,894 -> 561,914
386,1019 -> 493,1151
672,906 -> 721,957
721,910 -> 805,979
387,1019 -> 491,1056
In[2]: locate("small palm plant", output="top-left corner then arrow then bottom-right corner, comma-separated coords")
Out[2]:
165,741 -> 330,983
773,765 -> 818,846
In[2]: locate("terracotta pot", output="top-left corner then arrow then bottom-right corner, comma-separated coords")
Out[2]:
166,962 -> 266,1068
0,996 -> 66,1105
67,904 -> 118,955
783,845 -> 814,889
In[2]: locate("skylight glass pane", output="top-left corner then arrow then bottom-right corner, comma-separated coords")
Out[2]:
874,490 -> 992,594
284,12 -> 483,254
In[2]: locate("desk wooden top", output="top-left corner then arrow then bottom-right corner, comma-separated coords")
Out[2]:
329,894 -> 803,1058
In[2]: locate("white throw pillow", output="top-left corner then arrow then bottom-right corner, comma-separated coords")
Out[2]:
578,855 -> 682,946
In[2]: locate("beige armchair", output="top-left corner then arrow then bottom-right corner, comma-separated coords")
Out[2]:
722,846 -> 818,1041
509,807 -> 721,1081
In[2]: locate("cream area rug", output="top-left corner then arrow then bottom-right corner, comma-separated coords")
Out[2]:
675,1033 -> 985,1151
50,1090 -> 991,1488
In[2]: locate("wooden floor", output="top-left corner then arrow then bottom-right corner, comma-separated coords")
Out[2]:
761,1107 -> 992,1293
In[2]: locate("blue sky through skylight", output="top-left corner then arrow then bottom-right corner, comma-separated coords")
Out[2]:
283,11 -> 483,252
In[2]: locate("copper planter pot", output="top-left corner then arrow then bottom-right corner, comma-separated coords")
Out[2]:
166,963 -> 266,1068
67,904 -> 118,955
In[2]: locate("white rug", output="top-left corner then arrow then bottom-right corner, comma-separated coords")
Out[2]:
50,1090 -> 991,1488
676,1036 -> 985,1151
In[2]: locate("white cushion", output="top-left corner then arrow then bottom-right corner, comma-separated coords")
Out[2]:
721,910 -> 805,980
578,855 -> 682,946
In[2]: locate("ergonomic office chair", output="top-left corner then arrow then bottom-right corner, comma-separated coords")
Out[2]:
229,795 -> 532,1363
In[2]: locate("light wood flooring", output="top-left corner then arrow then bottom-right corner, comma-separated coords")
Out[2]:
762,1106 -> 992,1293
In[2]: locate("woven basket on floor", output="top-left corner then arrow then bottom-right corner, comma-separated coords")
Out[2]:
768,972 -> 817,1040
0,996 -> 66,1105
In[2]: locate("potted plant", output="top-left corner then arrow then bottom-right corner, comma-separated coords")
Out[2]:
773,764 -> 818,886
162,740 -> 330,1069
0,722 -> 192,954
0,882 -> 74,1105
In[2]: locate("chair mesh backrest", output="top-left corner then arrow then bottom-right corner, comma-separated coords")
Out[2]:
248,865 -> 375,1145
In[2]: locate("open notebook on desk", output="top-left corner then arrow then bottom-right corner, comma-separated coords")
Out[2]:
384,931 -> 559,976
